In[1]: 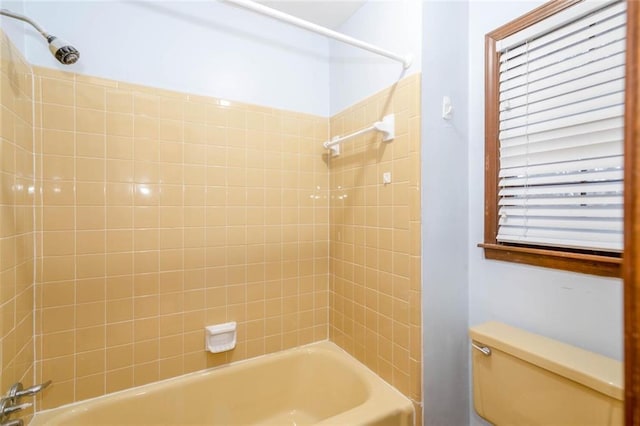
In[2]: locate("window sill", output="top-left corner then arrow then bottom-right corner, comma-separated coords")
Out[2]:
478,243 -> 622,278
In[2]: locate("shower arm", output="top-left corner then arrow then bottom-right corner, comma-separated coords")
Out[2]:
0,8 -> 51,40
0,8 -> 79,65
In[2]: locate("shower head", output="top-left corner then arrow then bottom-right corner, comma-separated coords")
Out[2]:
47,36 -> 79,65
0,8 -> 80,65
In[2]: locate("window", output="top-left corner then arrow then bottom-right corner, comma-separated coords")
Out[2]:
481,0 -> 626,277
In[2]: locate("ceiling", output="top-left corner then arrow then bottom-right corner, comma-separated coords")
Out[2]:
257,1 -> 365,29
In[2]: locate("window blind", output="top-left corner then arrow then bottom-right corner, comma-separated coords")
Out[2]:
496,0 -> 626,252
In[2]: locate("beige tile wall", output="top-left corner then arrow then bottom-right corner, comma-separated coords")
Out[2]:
32,66 -> 330,409
0,31 -> 36,419
328,74 -> 422,419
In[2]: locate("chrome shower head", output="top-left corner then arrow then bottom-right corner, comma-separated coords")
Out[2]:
47,36 -> 79,65
0,8 -> 80,65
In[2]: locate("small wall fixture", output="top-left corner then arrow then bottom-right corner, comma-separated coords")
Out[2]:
442,96 -> 453,120
205,322 -> 237,353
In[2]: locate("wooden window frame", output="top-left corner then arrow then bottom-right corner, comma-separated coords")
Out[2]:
480,0 -> 623,278
624,0 -> 639,422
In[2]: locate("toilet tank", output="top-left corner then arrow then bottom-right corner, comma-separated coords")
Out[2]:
470,322 -> 622,426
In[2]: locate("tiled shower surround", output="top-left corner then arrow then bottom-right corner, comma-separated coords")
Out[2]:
0,29 -> 422,420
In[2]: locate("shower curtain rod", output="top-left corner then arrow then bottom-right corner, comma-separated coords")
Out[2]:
221,0 -> 413,69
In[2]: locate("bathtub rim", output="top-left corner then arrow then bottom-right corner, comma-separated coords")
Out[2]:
30,340 -> 414,425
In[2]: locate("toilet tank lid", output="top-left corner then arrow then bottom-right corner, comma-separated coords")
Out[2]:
469,321 -> 623,401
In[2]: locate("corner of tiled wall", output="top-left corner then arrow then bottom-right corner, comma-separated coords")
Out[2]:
327,73 -> 423,422
0,29 -> 36,422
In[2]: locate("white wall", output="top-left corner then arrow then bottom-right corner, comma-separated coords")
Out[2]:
467,2 -> 623,423
1,0 -> 27,53
10,0 -> 423,117
21,1 -> 330,116
329,0 -> 422,115
421,1 -> 470,425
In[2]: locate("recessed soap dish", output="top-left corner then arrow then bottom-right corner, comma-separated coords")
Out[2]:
205,322 -> 237,353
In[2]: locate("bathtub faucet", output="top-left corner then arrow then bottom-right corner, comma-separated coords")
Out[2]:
0,380 -> 52,425
7,380 -> 52,404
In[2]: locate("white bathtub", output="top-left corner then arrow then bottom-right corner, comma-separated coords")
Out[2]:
31,341 -> 414,425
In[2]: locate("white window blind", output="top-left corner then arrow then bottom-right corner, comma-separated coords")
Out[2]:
496,0 -> 626,252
